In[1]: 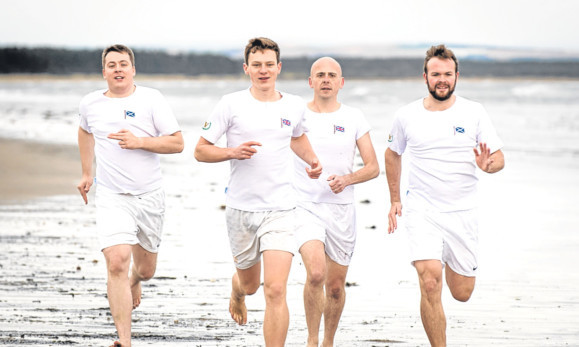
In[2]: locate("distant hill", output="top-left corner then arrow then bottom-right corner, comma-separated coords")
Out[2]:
1,47 -> 578,79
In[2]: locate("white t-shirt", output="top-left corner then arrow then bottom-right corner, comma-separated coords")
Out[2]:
79,86 -> 180,195
388,95 -> 503,212
201,89 -> 307,211
294,104 -> 371,204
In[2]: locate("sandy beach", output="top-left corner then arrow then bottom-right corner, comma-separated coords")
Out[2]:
1,136 -> 579,346
0,139 -> 80,204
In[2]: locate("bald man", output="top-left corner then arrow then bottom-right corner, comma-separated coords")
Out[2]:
294,57 -> 379,347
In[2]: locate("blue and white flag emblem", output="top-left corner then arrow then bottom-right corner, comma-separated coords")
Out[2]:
125,110 -> 135,118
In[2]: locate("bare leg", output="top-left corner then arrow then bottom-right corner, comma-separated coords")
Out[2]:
415,260 -> 446,347
299,240 -> 326,347
445,265 -> 476,302
103,245 -> 133,347
262,250 -> 293,347
129,244 -> 158,309
322,257 -> 348,347
230,262 -> 262,325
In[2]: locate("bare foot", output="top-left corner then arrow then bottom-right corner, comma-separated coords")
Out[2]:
229,294 -> 247,325
129,274 -> 141,310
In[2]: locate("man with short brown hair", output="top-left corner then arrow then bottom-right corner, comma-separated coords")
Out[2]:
78,44 -> 184,347
385,44 -> 505,346
194,37 -> 321,346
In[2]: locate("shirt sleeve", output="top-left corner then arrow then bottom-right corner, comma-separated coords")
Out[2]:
292,97 -> 308,137
476,104 -> 504,153
152,90 -> 180,136
387,111 -> 406,155
200,95 -> 229,144
78,96 -> 91,133
355,109 -> 371,140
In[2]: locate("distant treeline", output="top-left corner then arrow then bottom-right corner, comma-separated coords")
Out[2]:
1,47 -> 578,79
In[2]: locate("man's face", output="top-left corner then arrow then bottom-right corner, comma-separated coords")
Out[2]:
424,57 -> 458,102
102,51 -> 135,91
243,49 -> 281,91
309,59 -> 344,100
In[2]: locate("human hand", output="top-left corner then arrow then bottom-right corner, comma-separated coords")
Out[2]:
473,142 -> 494,172
388,202 -> 402,234
327,174 -> 348,194
306,158 -> 322,179
232,141 -> 261,160
77,176 -> 93,205
108,129 -> 143,150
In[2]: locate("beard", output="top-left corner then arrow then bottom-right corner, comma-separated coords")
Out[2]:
427,78 -> 456,101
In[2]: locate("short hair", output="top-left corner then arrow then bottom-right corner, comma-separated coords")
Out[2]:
102,44 -> 135,68
244,37 -> 280,65
423,44 -> 458,74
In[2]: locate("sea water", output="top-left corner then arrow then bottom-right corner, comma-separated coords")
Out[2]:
1,77 -> 578,157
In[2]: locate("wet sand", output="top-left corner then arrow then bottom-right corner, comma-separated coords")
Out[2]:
1,141 -> 579,346
0,139 -> 80,204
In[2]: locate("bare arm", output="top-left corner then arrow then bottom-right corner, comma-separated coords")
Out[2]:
107,129 -> 184,154
291,133 -> 322,179
327,132 -> 379,193
474,143 -> 505,173
384,147 -> 402,233
194,136 -> 262,163
77,127 -> 95,204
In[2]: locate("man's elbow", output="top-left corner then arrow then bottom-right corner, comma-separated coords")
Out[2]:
193,147 -> 203,162
490,150 -> 505,173
493,160 -> 505,173
369,163 -> 380,179
175,140 -> 185,153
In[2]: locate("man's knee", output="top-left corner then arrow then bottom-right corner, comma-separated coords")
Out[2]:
263,281 -> 286,303
415,260 -> 444,298
326,283 -> 344,300
421,277 -> 442,297
135,265 -> 156,281
307,266 -> 325,287
104,250 -> 131,277
241,281 -> 260,296
449,284 -> 474,302
446,266 -> 476,302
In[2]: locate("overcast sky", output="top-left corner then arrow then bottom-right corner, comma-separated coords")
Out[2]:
2,0 -> 578,57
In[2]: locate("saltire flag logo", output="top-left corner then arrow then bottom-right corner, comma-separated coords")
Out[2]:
334,125 -> 345,133
124,110 -> 135,119
281,118 -> 291,127
454,126 -> 465,134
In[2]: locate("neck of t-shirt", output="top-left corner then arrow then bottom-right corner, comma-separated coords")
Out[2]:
104,84 -> 137,98
249,86 -> 282,102
308,99 -> 341,114
423,94 -> 456,112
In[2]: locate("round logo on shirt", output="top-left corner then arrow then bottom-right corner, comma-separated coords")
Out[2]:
202,121 -> 211,130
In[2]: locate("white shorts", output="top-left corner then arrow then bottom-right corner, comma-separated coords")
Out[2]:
295,201 -> 357,266
95,187 -> 165,253
406,208 -> 479,277
225,207 -> 296,270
